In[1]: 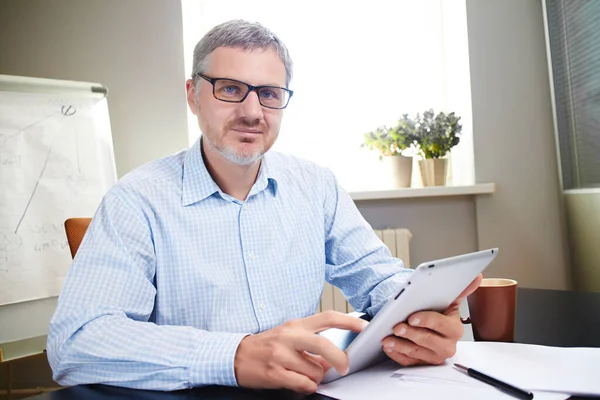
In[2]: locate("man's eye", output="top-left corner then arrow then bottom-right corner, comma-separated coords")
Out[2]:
223,86 -> 241,94
260,89 -> 279,100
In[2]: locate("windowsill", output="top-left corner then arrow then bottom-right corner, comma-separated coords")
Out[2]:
564,188 -> 600,195
349,183 -> 496,201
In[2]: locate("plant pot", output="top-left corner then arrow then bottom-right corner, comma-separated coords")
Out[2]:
383,155 -> 413,188
419,158 -> 447,186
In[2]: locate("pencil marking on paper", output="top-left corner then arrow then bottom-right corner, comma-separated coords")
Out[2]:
61,105 -> 76,116
61,105 -> 80,172
0,111 -> 59,148
14,145 -> 53,234
72,117 -> 81,173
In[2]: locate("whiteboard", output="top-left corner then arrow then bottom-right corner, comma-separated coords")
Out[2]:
0,74 -> 116,342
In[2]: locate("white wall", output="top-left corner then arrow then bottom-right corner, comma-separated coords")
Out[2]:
356,196 -> 479,268
0,0 -> 189,177
466,0 -> 570,289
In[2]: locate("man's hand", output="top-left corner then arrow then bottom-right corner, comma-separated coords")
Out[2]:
382,273 -> 483,366
234,310 -> 368,394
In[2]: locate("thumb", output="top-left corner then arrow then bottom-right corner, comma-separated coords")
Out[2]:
305,353 -> 332,372
446,274 -> 483,313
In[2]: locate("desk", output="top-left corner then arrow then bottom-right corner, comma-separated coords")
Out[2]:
25,288 -> 600,400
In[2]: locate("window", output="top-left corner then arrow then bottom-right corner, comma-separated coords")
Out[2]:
181,0 -> 474,192
545,0 -> 600,190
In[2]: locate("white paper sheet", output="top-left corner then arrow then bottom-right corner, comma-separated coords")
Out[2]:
318,341 -> 600,399
318,359 -> 569,400
0,91 -> 116,305
450,341 -> 599,395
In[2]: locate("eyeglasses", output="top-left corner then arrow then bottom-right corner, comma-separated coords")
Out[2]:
195,74 -> 294,109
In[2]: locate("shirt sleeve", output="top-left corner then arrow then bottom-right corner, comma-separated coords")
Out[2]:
46,186 -> 248,390
322,170 -> 413,316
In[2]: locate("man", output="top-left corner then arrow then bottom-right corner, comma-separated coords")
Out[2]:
47,19 -> 481,394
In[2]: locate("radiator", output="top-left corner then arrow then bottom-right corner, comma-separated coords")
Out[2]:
319,228 -> 412,313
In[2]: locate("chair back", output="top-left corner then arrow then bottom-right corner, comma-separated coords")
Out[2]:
64,218 -> 92,259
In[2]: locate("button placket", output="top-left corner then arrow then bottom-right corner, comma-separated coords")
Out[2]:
239,199 -> 266,322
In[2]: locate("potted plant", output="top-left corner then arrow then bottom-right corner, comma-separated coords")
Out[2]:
362,115 -> 418,188
414,109 -> 462,186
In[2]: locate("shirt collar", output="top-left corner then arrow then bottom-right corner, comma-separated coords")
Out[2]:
182,137 -> 279,207
250,152 -> 279,198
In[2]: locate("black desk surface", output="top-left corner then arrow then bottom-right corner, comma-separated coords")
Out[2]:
28,288 -> 600,400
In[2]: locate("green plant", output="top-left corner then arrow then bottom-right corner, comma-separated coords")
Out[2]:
362,114 -> 418,159
414,109 -> 462,159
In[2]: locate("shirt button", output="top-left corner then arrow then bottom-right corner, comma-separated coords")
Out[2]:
248,252 -> 255,260
260,303 -> 266,310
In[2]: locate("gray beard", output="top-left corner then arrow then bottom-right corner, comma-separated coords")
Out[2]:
204,134 -> 263,166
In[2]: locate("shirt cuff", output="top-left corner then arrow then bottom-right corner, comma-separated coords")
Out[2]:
367,268 -> 413,316
188,331 -> 250,387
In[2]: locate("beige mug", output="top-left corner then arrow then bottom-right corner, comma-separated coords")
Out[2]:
461,278 -> 518,342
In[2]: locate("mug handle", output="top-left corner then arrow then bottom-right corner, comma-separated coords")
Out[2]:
460,316 -> 471,324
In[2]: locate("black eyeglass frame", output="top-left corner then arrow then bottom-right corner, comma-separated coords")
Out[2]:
195,74 -> 294,110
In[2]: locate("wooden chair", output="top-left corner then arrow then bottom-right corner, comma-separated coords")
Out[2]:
64,218 -> 92,258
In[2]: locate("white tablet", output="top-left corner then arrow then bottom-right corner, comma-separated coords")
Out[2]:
320,248 -> 498,383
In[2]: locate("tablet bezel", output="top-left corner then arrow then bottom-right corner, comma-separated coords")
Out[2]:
321,248 -> 498,383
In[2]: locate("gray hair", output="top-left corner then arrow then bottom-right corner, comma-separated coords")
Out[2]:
192,19 -> 293,87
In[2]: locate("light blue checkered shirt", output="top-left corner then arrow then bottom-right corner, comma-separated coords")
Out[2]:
47,137 -> 412,390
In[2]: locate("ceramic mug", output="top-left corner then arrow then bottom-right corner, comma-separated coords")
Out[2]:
461,278 -> 518,342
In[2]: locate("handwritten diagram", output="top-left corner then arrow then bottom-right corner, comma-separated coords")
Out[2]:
0,91 -> 116,305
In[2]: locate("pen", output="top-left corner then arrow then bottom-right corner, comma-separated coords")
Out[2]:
454,363 -> 534,400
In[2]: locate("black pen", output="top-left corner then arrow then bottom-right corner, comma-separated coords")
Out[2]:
454,363 -> 534,400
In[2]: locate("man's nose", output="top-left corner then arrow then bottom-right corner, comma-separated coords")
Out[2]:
239,90 -> 264,119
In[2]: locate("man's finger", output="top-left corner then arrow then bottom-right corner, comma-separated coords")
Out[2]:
456,274 -> 483,303
444,306 -> 461,319
406,311 -> 463,340
278,368 -> 318,394
301,310 -> 369,333
383,337 -> 445,365
383,345 -> 423,367
446,274 -> 483,311
291,332 -> 350,376
304,352 -> 331,372
392,323 -> 449,356
281,352 -> 325,385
